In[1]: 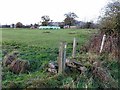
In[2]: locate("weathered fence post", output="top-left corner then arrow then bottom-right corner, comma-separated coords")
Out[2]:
72,38 -> 76,58
100,34 -> 106,53
58,42 -> 64,74
58,42 -> 67,74
63,42 -> 67,70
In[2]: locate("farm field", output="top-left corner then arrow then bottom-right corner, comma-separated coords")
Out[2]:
1,28 -> 118,88
2,28 -> 97,48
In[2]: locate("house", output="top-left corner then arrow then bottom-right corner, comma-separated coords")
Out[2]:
75,21 -> 86,28
63,21 -> 86,29
48,22 -> 64,28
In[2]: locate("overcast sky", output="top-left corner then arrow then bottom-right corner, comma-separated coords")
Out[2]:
0,0 -> 108,25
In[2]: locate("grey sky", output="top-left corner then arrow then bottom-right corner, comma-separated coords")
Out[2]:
0,0 -> 108,25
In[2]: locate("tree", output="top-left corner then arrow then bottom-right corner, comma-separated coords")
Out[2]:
84,22 -> 93,29
16,22 -> 23,28
99,0 -> 120,34
34,23 -> 39,28
64,12 -> 78,27
41,15 -> 50,26
11,24 -> 15,28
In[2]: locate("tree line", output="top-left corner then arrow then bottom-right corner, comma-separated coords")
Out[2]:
1,12 -> 98,29
99,0 -> 120,35
1,0 -> 119,30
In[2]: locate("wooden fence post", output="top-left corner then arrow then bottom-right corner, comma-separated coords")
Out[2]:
72,38 -> 76,58
100,34 -> 106,53
58,42 -> 64,74
63,42 -> 67,70
58,42 -> 67,74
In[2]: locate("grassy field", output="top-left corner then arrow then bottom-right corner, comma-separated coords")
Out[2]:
2,28 -> 97,48
2,28 -> 118,88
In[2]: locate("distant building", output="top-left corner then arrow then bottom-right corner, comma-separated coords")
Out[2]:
2,25 -> 10,28
75,21 -> 86,28
63,21 -> 86,29
49,22 -> 64,26
64,25 -> 69,29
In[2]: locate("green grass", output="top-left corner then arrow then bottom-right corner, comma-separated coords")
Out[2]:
5,28 -> 118,88
2,28 -> 97,71
2,28 -> 97,48
2,28 -> 98,88
2,28 -> 118,88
